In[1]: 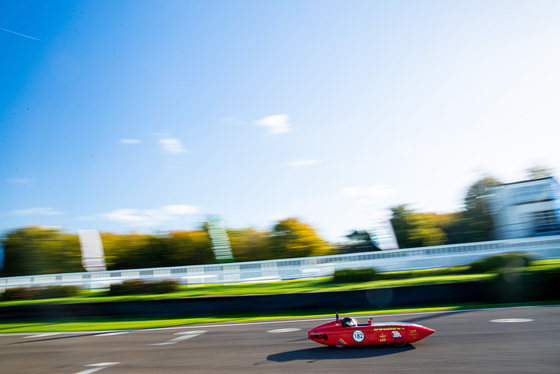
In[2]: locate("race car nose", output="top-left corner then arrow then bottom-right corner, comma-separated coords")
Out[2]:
408,325 -> 435,342
419,327 -> 435,339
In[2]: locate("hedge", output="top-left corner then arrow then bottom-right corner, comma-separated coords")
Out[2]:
107,279 -> 179,296
332,268 -> 378,283
1,286 -> 79,301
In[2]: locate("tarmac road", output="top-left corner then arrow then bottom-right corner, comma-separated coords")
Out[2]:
1,306 -> 559,373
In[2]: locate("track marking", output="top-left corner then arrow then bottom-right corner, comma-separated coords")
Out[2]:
175,330 -> 208,335
267,328 -> 301,333
94,332 -> 129,337
490,318 -> 534,323
75,362 -> 119,374
150,331 -> 206,346
24,333 -> 60,339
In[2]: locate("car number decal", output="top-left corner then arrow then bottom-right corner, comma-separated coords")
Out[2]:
352,330 -> 365,342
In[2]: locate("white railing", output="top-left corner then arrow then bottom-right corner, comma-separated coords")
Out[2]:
1,235 -> 560,291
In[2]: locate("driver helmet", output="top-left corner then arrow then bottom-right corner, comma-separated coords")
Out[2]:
341,317 -> 357,327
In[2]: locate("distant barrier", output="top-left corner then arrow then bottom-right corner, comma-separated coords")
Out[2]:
1,235 -> 560,292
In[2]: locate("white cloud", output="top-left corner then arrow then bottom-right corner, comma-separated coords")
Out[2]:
342,185 -> 395,206
285,159 -> 321,167
100,204 -> 199,227
11,207 -> 64,216
6,178 -> 30,184
119,139 -> 141,144
158,138 -> 187,154
255,114 -> 292,134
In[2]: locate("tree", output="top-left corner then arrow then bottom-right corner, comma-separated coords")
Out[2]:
390,205 -> 448,248
2,226 -> 83,276
268,218 -> 334,259
167,230 -> 215,266
228,228 -> 270,262
102,232 -> 153,270
102,230 -> 215,270
526,165 -> 554,180
460,175 -> 502,242
390,205 -> 418,248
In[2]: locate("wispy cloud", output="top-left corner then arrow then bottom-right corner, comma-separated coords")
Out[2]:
100,204 -> 199,226
119,138 -> 141,144
285,159 -> 321,167
0,27 -> 43,41
6,178 -> 31,184
342,185 -> 395,206
11,207 -> 64,216
255,114 -> 292,134
158,138 -> 187,154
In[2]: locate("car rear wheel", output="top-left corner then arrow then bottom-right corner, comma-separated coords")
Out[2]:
392,341 -> 408,347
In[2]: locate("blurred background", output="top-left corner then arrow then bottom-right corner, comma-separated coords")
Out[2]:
1,0 -> 560,276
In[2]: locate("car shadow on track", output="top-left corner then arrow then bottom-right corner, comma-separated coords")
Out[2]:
267,344 -> 415,362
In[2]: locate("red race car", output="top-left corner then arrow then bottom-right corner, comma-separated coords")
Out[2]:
308,313 -> 435,347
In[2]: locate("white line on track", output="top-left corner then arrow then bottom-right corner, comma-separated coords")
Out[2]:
175,330 -> 208,335
490,318 -> 534,323
75,362 -> 119,374
24,333 -> 60,339
267,328 -> 301,333
150,331 -> 206,346
94,332 -> 129,337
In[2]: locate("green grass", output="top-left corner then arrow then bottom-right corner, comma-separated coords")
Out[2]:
5,257 -> 560,307
0,273 -> 493,307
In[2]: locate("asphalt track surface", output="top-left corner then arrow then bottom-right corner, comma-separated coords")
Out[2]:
1,306 -> 559,373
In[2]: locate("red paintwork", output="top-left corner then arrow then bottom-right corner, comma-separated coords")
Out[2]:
308,315 -> 435,347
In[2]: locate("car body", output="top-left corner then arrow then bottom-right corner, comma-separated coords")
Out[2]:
308,313 -> 435,347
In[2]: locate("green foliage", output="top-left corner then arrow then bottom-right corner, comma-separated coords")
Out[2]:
2,219 -> 334,276
268,218 -> 334,259
107,279 -> 179,296
459,175 -> 502,243
102,230 -> 215,270
1,286 -> 79,301
228,228 -> 269,262
2,226 -> 84,276
390,205 -> 448,248
390,175 -> 503,247
332,268 -> 378,283
468,253 -> 533,273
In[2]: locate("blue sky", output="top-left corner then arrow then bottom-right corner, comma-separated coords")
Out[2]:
1,0 -> 560,242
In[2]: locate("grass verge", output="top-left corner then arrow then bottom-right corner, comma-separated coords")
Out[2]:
0,273 -> 493,307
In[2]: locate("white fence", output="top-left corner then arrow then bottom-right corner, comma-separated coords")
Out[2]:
2,235 -> 560,292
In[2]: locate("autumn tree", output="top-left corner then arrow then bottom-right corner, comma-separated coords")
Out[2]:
101,232 -> 153,270
526,165 -> 554,180
268,218 -> 334,259
102,230 -> 215,270
228,228 -> 270,262
2,226 -> 83,276
166,230 -> 215,266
